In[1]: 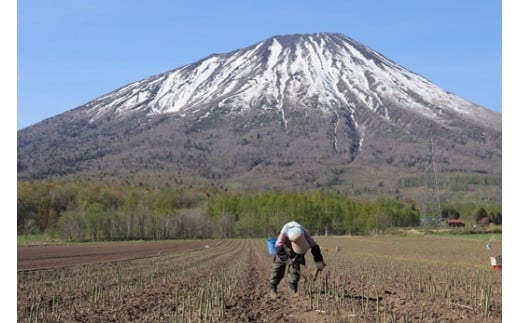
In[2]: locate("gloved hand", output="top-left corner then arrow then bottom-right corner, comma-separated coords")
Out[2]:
315,261 -> 326,271
279,253 -> 288,263
276,246 -> 289,262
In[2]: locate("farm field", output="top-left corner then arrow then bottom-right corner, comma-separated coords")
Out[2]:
17,236 -> 502,322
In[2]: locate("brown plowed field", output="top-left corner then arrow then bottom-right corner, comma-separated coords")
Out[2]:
18,237 -> 502,322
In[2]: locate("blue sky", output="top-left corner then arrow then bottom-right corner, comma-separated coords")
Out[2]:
16,0 -> 503,130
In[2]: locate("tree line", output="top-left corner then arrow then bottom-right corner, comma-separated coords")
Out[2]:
17,180 -> 501,242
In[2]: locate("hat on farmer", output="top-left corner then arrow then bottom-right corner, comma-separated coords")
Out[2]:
287,226 -> 310,254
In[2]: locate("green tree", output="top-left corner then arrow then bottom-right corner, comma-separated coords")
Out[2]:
58,207 -> 87,241
85,202 -> 104,241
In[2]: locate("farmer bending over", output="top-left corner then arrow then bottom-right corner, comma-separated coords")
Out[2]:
269,221 -> 325,298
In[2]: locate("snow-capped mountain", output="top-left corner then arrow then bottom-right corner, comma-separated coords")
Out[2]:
18,33 -> 501,191
83,33 -> 497,128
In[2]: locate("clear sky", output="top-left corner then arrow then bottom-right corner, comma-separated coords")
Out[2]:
17,0 -> 502,130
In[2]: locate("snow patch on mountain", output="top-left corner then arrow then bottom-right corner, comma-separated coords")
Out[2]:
81,33 -> 498,131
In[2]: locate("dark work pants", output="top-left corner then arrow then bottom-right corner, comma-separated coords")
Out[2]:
269,256 -> 301,286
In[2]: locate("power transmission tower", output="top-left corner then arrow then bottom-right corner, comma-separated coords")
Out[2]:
421,138 -> 442,227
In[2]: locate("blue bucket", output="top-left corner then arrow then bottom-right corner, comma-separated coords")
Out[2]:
267,237 -> 277,255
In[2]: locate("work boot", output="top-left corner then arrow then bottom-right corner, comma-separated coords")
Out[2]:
289,282 -> 299,298
269,283 -> 277,299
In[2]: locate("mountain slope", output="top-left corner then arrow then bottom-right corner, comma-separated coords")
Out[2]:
17,33 -> 501,192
